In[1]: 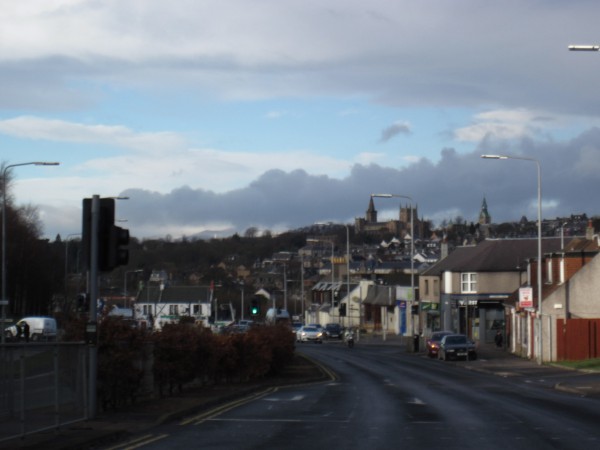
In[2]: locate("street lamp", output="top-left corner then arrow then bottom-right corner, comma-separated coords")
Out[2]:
307,237 -> 335,324
314,222 -> 351,326
371,194 -> 415,335
124,269 -> 143,309
343,224 -> 350,329
2,161 -> 59,343
481,154 -> 543,363
568,45 -> 600,51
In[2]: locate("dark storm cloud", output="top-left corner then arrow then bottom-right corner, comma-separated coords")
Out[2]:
120,128 -> 600,239
379,122 -> 411,143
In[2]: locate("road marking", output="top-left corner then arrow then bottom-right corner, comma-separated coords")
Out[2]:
208,417 -> 351,423
263,394 -> 305,402
103,433 -> 169,450
180,387 -> 278,425
407,397 -> 426,405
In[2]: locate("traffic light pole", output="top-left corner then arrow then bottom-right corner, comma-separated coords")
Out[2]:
88,194 -> 99,419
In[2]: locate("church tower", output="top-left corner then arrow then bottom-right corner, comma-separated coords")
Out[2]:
479,197 -> 491,225
366,196 -> 377,223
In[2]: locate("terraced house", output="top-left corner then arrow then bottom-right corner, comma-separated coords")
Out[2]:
419,238 -> 562,349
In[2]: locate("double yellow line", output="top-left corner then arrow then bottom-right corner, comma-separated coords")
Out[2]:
180,386 -> 279,425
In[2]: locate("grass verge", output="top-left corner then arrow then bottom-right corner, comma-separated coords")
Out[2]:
553,358 -> 600,372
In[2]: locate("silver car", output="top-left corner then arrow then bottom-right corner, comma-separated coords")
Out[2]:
296,326 -> 324,344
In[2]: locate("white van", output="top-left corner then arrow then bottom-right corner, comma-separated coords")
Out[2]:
5,317 -> 57,342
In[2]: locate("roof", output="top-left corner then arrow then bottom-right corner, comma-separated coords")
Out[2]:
422,238 -> 563,276
137,285 -> 212,304
563,237 -> 600,253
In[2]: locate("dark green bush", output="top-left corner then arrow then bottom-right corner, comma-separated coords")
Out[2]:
97,316 -> 146,410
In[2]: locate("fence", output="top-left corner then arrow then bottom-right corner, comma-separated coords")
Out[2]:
556,318 -> 600,361
0,342 -> 87,443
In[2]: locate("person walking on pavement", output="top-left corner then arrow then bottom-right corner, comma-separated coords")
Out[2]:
23,321 -> 30,343
494,329 -> 503,348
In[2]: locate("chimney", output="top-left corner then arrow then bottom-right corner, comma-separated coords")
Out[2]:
440,235 -> 449,260
586,220 -> 594,240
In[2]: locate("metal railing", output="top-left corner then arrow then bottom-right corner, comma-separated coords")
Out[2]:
0,342 -> 87,442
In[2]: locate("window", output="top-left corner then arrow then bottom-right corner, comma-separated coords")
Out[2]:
424,280 -> 430,296
461,273 -> 477,293
169,305 -> 179,315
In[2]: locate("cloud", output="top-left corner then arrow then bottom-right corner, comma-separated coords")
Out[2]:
0,116 -> 186,153
2,1 -> 599,117
453,108 -> 569,142
379,121 -> 411,143
74,127 -> 597,240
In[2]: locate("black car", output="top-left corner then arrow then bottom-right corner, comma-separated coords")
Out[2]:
438,334 -> 477,361
324,323 -> 342,340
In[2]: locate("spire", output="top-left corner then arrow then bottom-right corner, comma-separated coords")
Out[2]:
479,196 -> 491,225
366,197 -> 377,223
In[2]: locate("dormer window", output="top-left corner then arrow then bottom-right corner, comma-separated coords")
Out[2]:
461,272 -> 477,293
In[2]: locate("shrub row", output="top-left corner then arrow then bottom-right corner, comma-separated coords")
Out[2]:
153,322 -> 296,396
83,316 -> 295,410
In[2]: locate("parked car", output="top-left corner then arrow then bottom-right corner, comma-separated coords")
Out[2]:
237,320 -> 254,332
438,334 -> 477,361
296,326 -> 324,344
324,323 -> 342,340
5,317 -> 57,342
426,330 -> 454,358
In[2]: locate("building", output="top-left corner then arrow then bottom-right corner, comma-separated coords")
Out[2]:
355,197 -> 421,238
508,222 -> 600,361
419,238 -> 562,344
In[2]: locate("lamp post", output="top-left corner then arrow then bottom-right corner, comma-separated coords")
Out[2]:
238,280 -> 245,321
2,161 -> 59,344
307,238 -> 335,324
481,154 -> 542,364
124,269 -> 143,309
371,194 -> 415,336
343,224 -> 350,329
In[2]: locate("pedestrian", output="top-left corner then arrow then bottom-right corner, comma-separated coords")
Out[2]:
16,323 -> 22,341
494,329 -> 503,348
23,321 -> 30,343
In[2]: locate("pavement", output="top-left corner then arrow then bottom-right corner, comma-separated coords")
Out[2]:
2,334 -> 599,450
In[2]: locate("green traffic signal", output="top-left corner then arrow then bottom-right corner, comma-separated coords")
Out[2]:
250,298 -> 260,316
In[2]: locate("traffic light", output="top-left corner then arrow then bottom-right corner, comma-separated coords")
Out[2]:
97,199 -> 115,271
250,298 -> 260,316
108,225 -> 129,269
82,197 -> 130,272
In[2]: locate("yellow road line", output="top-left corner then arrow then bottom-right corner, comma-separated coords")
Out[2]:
180,387 -> 278,425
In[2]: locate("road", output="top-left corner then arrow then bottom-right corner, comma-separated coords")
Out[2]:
103,342 -> 600,450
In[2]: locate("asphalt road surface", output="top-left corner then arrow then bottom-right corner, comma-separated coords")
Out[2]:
102,343 -> 600,450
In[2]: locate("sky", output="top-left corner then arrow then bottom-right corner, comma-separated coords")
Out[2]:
2,0 -> 600,240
